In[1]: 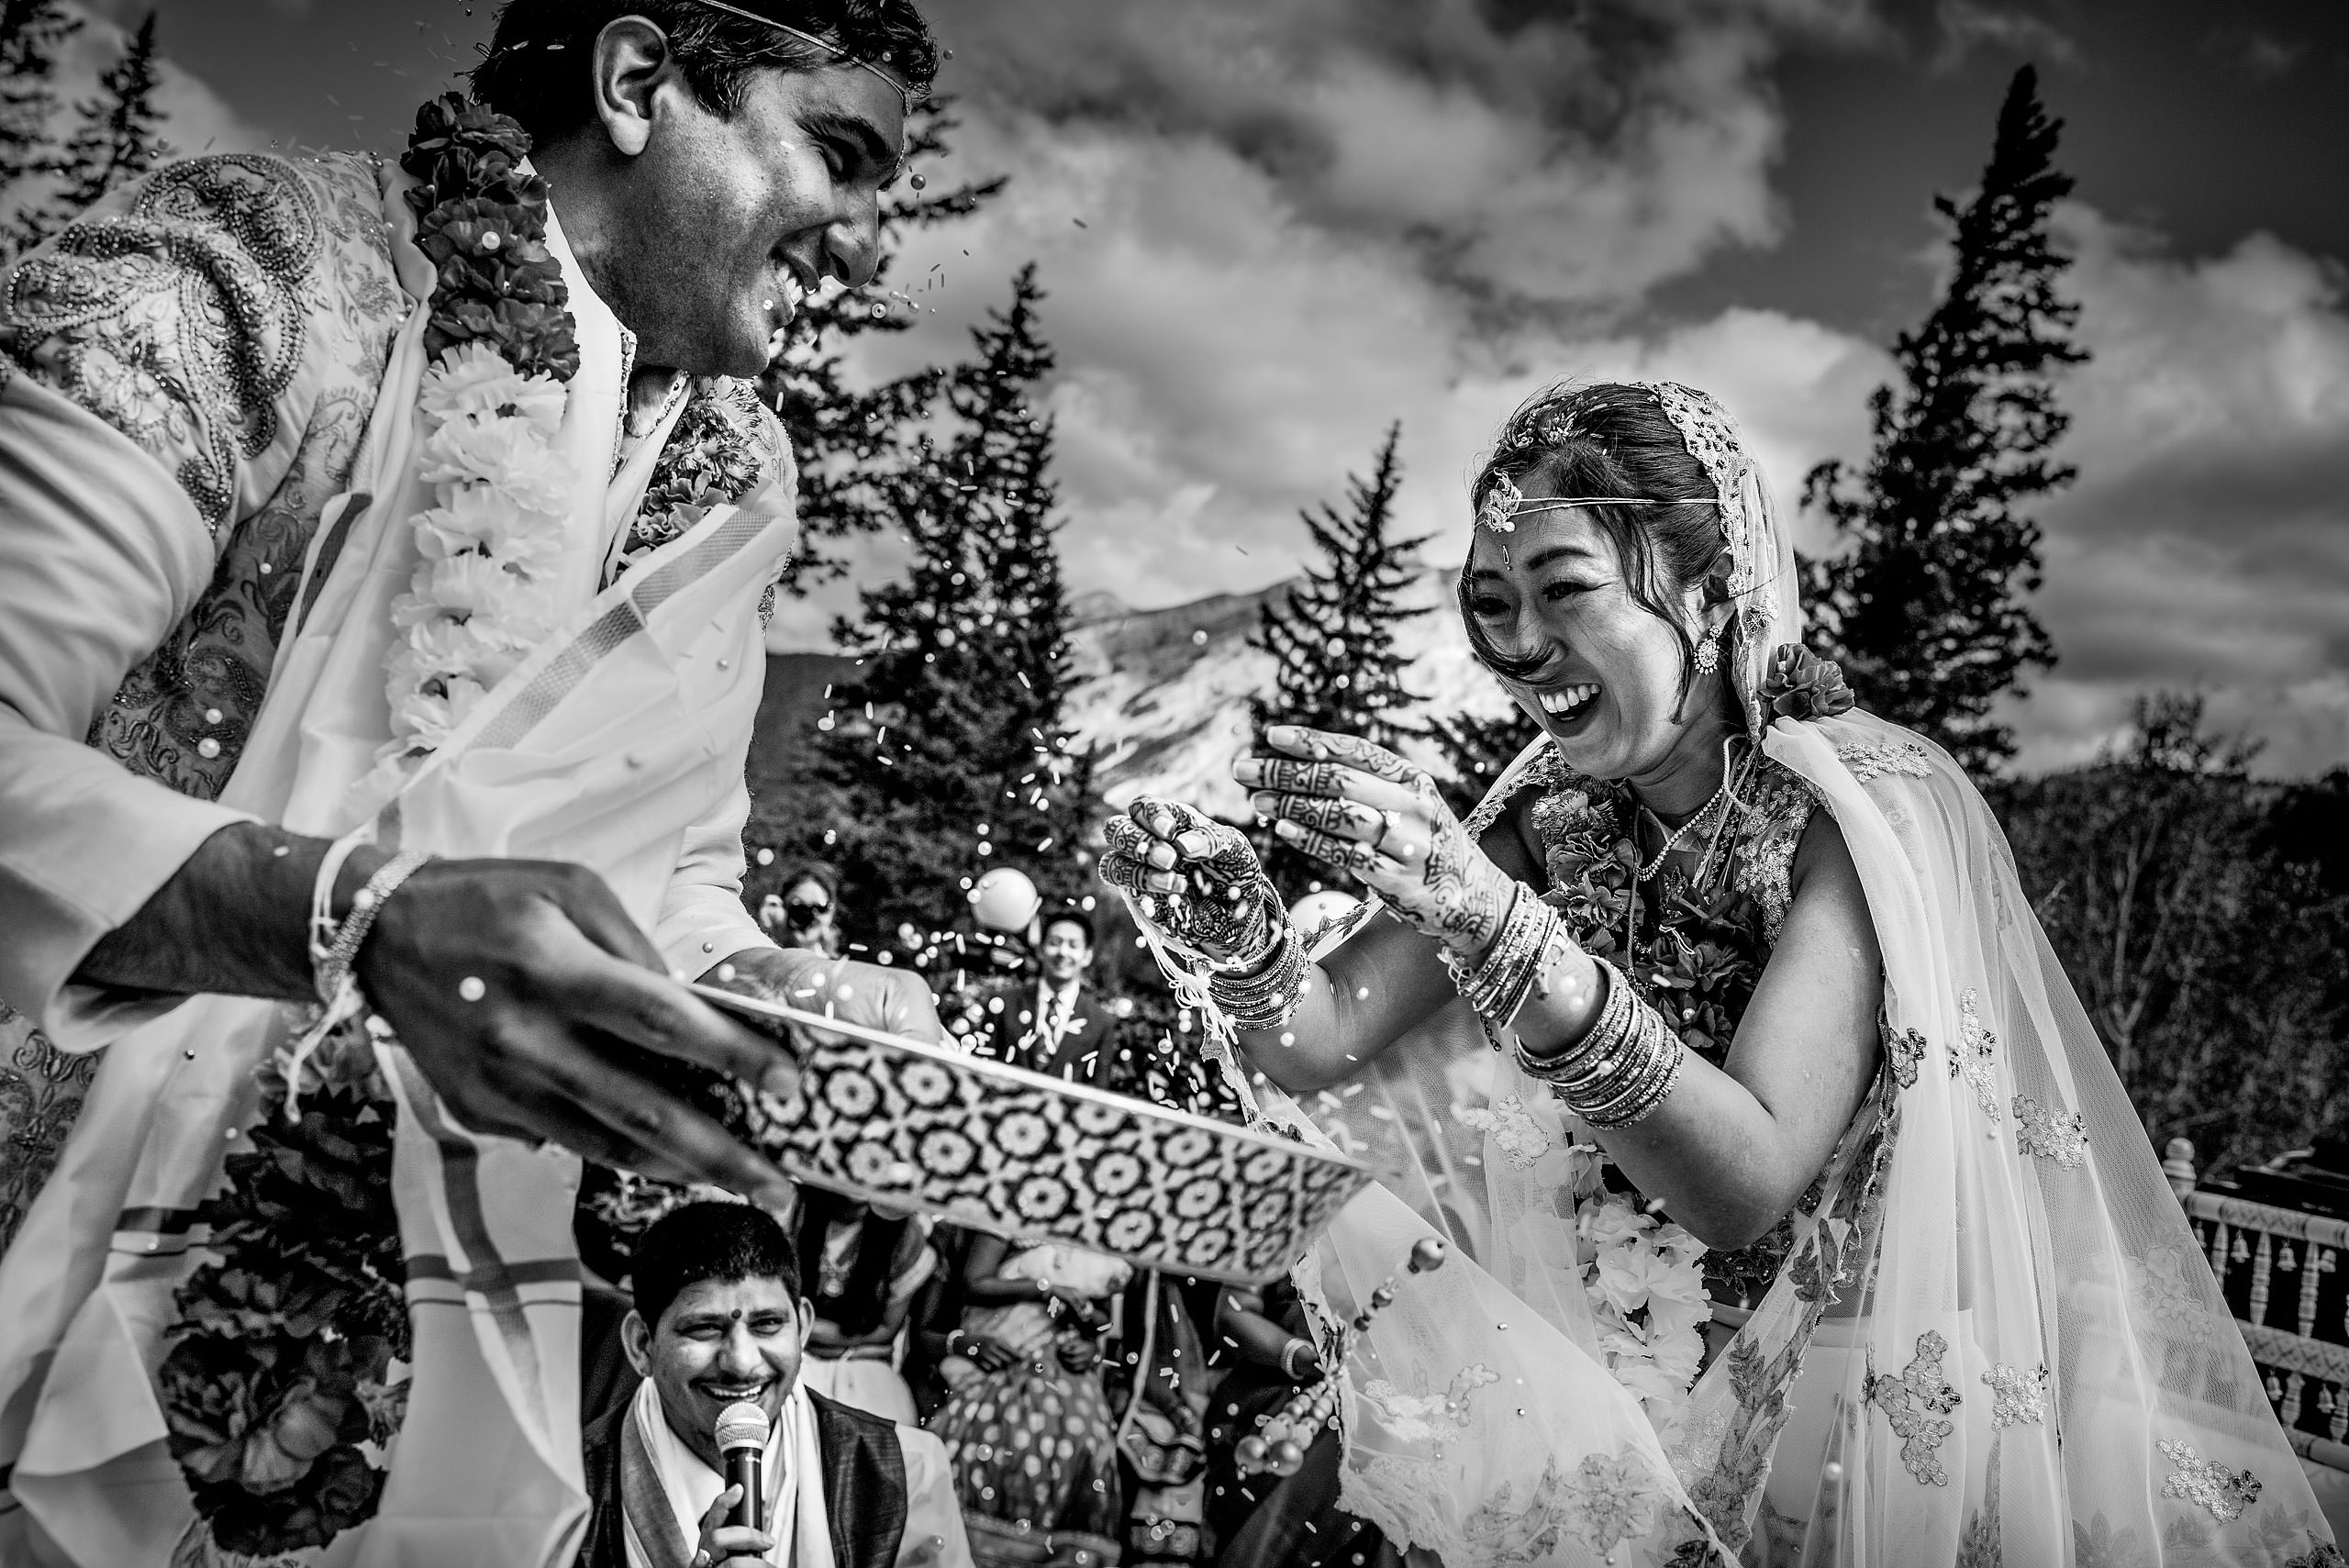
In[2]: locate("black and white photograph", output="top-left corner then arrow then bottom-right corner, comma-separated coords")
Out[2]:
1,2 -> 2345,1563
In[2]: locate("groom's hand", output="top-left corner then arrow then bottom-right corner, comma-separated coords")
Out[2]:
700,945 -> 947,1048
356,856 -> 804,1207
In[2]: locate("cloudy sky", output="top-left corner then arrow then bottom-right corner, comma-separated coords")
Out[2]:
61,0 -> 2349,777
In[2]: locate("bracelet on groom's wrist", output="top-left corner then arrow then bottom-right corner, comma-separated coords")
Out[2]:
308,846 -> 434,1008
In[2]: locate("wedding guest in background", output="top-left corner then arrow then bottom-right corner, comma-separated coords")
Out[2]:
775,866 -> 846,959
1105,1274 -> 1212,1568
579,1201 -> 969,1568
1201,1280 -> 1391,1568
964,909 -> 1129,1089
794,1187 -> 934,1423
930,1235 -> 1129,1568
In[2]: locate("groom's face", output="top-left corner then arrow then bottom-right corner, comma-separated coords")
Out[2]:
601,53 -> 907,377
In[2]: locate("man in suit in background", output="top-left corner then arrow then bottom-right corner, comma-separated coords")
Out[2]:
968,910 -> 1129,1090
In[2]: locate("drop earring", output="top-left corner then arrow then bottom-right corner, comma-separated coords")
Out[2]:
1693,628 -> 1721,675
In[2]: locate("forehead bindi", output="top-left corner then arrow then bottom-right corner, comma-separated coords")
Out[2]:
661,1276 -> 796,1333
1468,513 -> 1611,582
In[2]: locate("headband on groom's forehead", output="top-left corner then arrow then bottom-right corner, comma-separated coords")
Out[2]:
681,0 -> 921,111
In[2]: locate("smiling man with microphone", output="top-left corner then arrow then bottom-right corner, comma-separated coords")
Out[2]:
580,1202 -> 970,1568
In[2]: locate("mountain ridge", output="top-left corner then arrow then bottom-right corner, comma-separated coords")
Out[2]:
751,562 -> 1513,829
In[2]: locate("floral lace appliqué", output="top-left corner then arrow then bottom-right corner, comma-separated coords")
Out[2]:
1458,1094 -> 1555,1171
1728,764 -> 1820,946
1461,1449 -> 1678,1567
1983,1362 -> 2050,1428
2159,1439 -> 2262,1522
1865,1329 -> 1962,1485
1357,1362 -> 1500,1443
2013,1095 -> 2087,1169
1883,1018 -> 1927,1091
1953,989 -> 2001,1122
1836,740 -> 1932,782
2130,1245 -> 2213,1334
1561,1449 -> 1674,1562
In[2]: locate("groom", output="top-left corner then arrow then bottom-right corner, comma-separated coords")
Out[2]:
0,0 -> 936,1242
0,2 -> 944,1562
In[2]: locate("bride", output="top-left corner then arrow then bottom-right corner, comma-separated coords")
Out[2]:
1102,381 -> 2338,1566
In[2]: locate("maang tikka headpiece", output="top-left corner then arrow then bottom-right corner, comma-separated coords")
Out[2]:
1471,382 -> 1753,602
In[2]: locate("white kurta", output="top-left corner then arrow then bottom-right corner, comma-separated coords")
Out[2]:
0,150 -> 793,1568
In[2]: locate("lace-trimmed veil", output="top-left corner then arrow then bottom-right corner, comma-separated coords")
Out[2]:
1204,385 -> 2335,1565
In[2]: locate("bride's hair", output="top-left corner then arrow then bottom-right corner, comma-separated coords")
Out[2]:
1457,382 -> 1736,703
472,0 -> 940,147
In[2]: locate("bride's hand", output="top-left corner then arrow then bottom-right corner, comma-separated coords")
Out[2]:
1237,725 -> 1514,959
1097,797 -> 1284,967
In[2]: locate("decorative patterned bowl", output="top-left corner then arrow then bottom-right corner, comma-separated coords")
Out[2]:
693,984 -> 1375,1284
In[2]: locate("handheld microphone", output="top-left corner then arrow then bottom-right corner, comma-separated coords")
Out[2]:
715,1400 -> 770,1535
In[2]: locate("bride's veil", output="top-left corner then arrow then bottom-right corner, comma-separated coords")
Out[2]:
1194,384 -> 2333,1565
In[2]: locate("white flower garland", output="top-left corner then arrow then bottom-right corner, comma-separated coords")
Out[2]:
1456,1095 -> 1712,1437
1565,1141 -> 1711,1440
377,339 -> 573,768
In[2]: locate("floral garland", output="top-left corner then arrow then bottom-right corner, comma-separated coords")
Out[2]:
377,94 -> 581,774
1514,648 -> 1851,1440
160,1026 -> 406,1554
161,94 -> 768,1558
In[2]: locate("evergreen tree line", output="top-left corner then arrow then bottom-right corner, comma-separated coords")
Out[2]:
1,2 -> 167,257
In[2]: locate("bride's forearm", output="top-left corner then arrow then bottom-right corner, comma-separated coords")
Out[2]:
1230,911 -> 1461,1093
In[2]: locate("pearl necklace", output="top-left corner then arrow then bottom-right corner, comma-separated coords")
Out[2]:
1632,736 -> 1749,883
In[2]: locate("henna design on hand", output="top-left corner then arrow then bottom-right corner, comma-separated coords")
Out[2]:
1099,798 -> 1283,964
1411,770 -> 1508,949
1279,728 -> 1419,784
1267,794 -> 1381,840
1266,729 -> 1511,955
1256,758 -> 1349,796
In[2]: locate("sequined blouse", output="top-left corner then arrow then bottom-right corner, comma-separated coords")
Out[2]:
1497,742 -> 1825,1308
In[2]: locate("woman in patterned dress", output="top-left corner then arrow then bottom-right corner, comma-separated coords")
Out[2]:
1100,383 -> 2338,1566
930,1233 -> 1130,1567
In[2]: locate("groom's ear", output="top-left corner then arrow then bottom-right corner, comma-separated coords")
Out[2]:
588,16 -> 685,158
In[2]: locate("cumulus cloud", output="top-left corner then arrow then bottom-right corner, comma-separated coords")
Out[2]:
772,0 -> 1886,645
1931,0 -> 2078,72
2005,210 -> 2349,778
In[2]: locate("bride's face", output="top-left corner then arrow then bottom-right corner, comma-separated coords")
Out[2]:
1462,508 -> 1720,782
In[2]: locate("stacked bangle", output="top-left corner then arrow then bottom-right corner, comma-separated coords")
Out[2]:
1442,884 -> 1559,1030
1518,956 -> 1686,1129
1207,920 -> 1307,1032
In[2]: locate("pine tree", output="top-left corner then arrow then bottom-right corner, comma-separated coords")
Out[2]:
50,11 -> 167,222
1428,700 -> 1547,819
1801,64 -> 2085,775
1249,423 -> 1430,898
758,95 -> 1007,602
0,0 -> 82,256
772,265 -> 1092,951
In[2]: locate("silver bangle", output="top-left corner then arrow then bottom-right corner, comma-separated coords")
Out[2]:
1278,1337 -> 1313,1381
1208,921 -> 1306,1031
315,851 -> 432,1006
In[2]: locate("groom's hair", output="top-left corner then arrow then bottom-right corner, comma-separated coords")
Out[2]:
632,1199 -> 804,1330
473,0 -> 939,148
